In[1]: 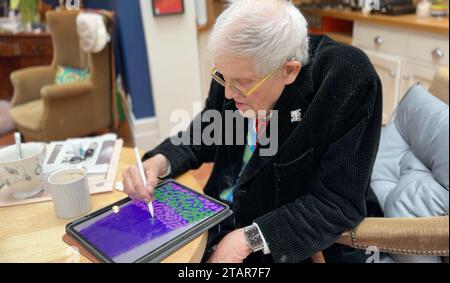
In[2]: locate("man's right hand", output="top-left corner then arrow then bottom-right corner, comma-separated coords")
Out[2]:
122,154 -> 170,202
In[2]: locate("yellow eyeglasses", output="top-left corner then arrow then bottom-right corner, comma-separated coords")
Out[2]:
211,67 -> 276,97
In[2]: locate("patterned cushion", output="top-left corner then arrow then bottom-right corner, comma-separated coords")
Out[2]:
55,66 -> 90,85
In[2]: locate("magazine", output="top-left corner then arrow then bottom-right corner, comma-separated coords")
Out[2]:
44,133 -> 118,174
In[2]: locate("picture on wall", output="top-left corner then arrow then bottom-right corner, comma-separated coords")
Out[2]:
152,0 -> 184,16
0,0 -> 9,17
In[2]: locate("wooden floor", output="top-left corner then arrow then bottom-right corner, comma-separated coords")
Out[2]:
0,123 -> 213,189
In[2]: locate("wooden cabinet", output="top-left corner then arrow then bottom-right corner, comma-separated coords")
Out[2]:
354,22 -> 408,55
353,21 -> 449,124
399,60 -> 437,101
406,32 -> 449,66
0,33 -> 53,101
363,50 -> 402,124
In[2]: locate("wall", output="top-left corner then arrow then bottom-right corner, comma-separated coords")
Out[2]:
83,0 -> 159,151
139,0 -> 203,143
198,29 -> 214,103
83,0 -> 203,151
84,0 -> 155,119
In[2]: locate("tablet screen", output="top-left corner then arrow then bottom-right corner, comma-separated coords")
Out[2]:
71,181 -> 226,262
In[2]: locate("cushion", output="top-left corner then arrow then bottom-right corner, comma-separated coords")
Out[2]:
55,66 -> 90,85
370,84 -> 449,263
395,84 -> 449,192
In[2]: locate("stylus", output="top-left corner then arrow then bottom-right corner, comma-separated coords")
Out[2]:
134,147 -> 155,218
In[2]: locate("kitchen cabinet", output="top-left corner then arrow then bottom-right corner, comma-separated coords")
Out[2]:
0,33 -> 53,101
363,50 -> 402,124
399,59 -> 437,101
353,21 -> 448,124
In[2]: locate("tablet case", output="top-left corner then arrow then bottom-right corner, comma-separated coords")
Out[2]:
63,233 -> 101,263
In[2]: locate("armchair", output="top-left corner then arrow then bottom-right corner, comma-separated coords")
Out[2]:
10,10 -> 113,141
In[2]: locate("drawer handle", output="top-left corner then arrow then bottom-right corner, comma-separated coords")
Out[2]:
403,74 -> 410,80
432,48 -> 444,59
389,70 -> 396,78
374,36 -> 384,46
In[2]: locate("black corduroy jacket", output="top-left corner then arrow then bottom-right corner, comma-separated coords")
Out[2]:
143,35 -> 383,263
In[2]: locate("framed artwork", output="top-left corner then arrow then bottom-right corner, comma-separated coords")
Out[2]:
152,0 -> 184,17
0,0 -> 9,17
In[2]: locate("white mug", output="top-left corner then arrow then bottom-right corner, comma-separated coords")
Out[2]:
47,167 -> 92,219
0,143 -> 46,200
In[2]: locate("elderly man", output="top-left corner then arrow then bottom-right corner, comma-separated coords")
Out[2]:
123,0 -> 382,263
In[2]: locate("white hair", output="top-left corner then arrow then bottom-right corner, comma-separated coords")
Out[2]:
209,0 -> 309,77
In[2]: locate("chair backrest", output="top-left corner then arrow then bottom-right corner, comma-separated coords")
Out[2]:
46,10 -> 88,70
429,67 -> 449,105
45,10 -> 113,132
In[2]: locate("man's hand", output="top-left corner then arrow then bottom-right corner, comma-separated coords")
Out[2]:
122,154 -> 169,202
207,229 -> 252,263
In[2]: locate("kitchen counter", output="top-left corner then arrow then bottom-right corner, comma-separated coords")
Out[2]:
320,9 -> 449,35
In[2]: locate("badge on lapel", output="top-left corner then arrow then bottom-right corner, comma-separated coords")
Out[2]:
291,109 -> 303,123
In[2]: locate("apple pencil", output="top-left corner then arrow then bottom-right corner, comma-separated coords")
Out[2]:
134,147 -> 154,218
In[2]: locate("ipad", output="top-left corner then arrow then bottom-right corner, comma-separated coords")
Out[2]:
66,180 -> 232,263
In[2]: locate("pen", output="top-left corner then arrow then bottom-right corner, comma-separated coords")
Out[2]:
134,147 -> 154,218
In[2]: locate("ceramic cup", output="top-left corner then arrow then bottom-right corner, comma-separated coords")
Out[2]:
0,143 -> 46,200
47,167 -> 92,219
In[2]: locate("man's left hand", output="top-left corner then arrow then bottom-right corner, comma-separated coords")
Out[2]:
207,229 -> 252,263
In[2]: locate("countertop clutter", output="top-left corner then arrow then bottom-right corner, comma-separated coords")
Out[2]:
295,6 -> 449,125
321,8 -> 449,35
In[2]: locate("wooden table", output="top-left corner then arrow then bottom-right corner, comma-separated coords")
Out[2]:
0,147 -> 207,263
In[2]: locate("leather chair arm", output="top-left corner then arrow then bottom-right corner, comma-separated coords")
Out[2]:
10,66 -> 56,107
41,82 -> 93,101
337,216 -> 449,256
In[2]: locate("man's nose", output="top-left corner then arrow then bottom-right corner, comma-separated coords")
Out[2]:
224,85 -> 237,100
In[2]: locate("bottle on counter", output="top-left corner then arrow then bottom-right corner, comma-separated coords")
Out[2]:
416,0 -> 432,17
430,0 -> 449,17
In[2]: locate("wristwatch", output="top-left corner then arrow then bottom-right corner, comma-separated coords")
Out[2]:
244,224 -> 264,253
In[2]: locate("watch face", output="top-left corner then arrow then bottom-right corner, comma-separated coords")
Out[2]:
248,230 -> 260,241
245,226 -> 264,251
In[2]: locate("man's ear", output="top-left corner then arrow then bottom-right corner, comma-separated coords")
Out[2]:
283,61 -> 301,85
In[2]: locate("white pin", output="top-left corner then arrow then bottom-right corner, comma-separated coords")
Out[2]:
291,109 -> 303,123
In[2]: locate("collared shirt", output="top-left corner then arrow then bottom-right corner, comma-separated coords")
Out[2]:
219,118 -> 271,255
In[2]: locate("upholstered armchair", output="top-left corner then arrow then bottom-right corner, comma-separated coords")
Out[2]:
10,10 -> 113,142
313,68 -> 449,263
